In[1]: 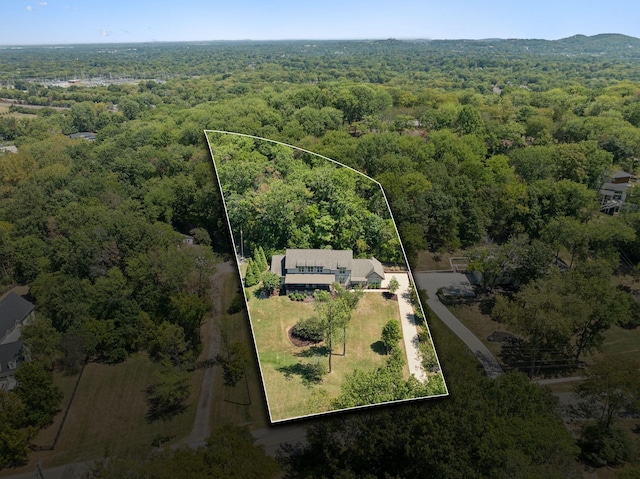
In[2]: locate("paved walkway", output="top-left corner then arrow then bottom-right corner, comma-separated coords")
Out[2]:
365,273 -> 427,382
413,272 -> 504,378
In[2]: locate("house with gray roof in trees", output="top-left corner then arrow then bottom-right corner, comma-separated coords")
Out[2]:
0,292 -> 34,390
270,249 -> 384,294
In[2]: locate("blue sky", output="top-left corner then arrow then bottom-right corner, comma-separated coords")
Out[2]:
1,0 -> 639,45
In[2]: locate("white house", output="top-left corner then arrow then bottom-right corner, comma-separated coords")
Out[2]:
270,249 -> 385,293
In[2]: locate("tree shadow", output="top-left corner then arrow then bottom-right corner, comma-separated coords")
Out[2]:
499,338 -> 578,377
145,402 -> 188,423
252,288 -> 269,299
296,345 -> 330,358
370,340 -> 387,355
277,362 -> 326,386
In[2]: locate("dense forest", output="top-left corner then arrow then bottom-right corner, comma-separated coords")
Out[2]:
0,35 -> 639,476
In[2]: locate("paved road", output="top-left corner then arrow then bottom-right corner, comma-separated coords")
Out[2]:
413,272 -> 504,378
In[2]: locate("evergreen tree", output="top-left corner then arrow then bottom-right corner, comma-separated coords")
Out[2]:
244,259 -> 259,287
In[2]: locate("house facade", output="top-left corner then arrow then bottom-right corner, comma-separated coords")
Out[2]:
0,292 -> 34,390
599,170 -> 637,214
270,249 -> 385,293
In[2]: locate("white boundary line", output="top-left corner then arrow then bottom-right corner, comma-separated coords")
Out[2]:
204,129 -> 449,424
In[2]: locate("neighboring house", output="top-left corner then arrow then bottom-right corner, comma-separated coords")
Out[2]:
270,249 -> 385,293
0,292 -> 34,390
0,145 -> 18,154
182,235 -> 195,246
599,170 -> 636,214
0,341 -> 27,391
68,132 -> 97,141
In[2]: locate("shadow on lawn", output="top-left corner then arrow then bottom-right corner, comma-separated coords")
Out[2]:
296,345 -> 330,358
277,361 -> 327,386
370,340 -> 387,355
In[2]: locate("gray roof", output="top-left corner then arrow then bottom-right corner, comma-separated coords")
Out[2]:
0,293 -> 33,339
284,274 -> 336,285
600,182 -> 630,192
612,170 -> 633,179
68,132 -> 97,141
0,341 -> 24,378
270,254 -> 285,277
284,249 -> 353,270
351,258 -> 385,282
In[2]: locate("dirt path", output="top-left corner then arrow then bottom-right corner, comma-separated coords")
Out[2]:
184,259 -> 235,448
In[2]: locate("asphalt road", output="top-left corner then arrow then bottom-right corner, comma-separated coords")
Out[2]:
413,272 -> 504,378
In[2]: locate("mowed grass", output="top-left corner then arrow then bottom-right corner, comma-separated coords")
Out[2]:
209,267 -> 270,431
447,302 -> 508,361
0,104 -> 37,119
26,354 -> 201,468
600,324 -> 640,359
248,291 -> 404,422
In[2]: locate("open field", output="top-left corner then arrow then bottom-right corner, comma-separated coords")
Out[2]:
1,354 -> 202,474
208,268 -> 270,431
0,104 -> 37,119
248,290 -> 406,421
447,302 -> 508,361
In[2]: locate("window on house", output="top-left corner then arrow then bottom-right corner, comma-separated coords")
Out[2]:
315,266 -> 323,273
305,266 -> 314,273
338,267 -> 346,274
298,267 -> 304,273
7,361 -> 16,370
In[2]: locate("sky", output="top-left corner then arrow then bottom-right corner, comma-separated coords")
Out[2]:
1,0 -> 639,46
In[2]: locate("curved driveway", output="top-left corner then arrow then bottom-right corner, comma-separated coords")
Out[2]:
413,272 -> 504,378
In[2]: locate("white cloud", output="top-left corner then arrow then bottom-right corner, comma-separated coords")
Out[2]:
26,5 -> 33,11
98,29 -> 110,37
38,2 -> 47,5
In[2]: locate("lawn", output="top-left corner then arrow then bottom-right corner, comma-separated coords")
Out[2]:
447,302 -> 508,361
0,104 -> 37,119
4,354 -> 202,472
247,290 -> 405,422
208,267 -> 270,431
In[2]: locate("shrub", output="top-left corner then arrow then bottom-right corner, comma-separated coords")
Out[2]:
579,424 -> 633,467
227,293 -> 244,314
292,317 -> 325,342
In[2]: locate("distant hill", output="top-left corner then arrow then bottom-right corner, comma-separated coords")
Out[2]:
421,33 -> 640,57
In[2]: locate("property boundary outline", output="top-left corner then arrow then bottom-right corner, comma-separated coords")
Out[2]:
204,129 -> 449,424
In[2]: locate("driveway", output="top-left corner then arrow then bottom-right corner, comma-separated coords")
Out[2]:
413,272 -> 504,378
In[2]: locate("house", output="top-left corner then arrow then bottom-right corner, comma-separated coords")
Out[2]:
0,292 -> 35,345
599,170 -> 637,214
0,341 -> 27,391
0,145 -> 18,154
270,249 -> 385,293
68,132 -> 97,141
0,293 -> 34,390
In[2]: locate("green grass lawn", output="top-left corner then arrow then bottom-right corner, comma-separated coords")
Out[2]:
7,353 -> 202,472
447,302 -> 508,361
208,268 -> 270,431
247,290 -> 405,422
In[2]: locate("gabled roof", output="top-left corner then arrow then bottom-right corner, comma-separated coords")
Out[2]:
270,254 -> 285,277
600,182 -> 630,192
0,293 -> 34,339
351,258 -> 385,282
284,249 -> 353,271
